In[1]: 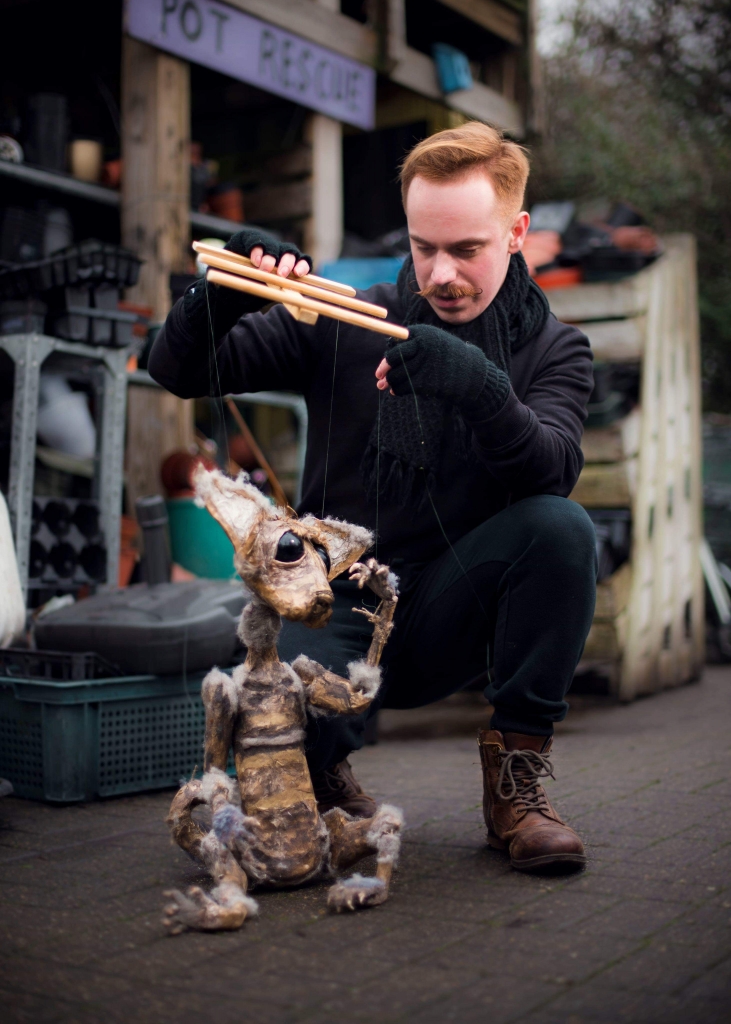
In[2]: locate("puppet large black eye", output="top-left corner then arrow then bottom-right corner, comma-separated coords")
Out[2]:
313,543 -> 331,574
275,531 -> 305,562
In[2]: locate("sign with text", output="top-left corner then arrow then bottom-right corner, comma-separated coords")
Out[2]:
125,0 -> 376,130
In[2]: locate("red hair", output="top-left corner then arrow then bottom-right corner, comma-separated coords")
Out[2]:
400,121 -> 530,217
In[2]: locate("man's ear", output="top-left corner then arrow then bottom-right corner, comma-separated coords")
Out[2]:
508,210 -> 530,254
193,465 -> 283,546
299,515 -> 373,580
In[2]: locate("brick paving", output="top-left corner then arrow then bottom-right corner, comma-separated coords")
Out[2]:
1,667 -> 730,1024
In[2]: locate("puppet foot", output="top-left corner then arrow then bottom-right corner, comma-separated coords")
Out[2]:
327,873 -> 386,912
163,883 -> 258,935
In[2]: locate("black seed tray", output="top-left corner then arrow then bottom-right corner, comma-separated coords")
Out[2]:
29,497 -> 107,590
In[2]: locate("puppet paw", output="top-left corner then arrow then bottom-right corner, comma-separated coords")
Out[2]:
327,873 -> 386,912
162,883 -> 256,934
349,559 -> 399,603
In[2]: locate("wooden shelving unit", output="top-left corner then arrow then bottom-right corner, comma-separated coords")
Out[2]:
549,235 -> 704,699
0,158 -> 245,238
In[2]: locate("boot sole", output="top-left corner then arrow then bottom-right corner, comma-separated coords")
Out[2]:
487,833 -> 585,872
510,852 -> 586,872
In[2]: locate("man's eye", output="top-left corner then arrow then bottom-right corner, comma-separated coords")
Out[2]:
275,532 -> 305,562
313,543 -> 331,574
455,248 -> 479,258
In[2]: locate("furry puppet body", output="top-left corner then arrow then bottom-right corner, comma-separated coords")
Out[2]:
163,467 -> 402,934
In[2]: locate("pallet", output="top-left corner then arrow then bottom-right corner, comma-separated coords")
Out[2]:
552,236 -> 704,699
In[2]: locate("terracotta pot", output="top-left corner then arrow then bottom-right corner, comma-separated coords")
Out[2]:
160,451 -> 218,498
208,184 -> 244,223
102,158 -> 122,188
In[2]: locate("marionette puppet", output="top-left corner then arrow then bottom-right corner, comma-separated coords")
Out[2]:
163,465 -> 402,935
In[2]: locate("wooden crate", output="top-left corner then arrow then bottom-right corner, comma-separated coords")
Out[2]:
549,235 -> 704,700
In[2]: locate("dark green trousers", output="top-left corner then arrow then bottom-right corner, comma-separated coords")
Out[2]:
278,495 -> 597,774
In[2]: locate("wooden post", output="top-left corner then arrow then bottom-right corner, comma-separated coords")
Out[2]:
303,0 -> 344,269
121,36 -> 194,509
303,113 -> 343,269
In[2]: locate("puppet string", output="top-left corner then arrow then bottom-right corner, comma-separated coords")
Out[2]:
205,279 -> 231,469
321,319 -> 340,518
396,347 -> 489,623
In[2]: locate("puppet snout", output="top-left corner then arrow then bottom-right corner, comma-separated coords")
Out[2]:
305,589 -> 335,629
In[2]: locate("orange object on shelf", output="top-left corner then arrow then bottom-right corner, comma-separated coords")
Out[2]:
534,266 -> 583,290
208,185 -> 244,223
118,299 -> 153,339
119,515 -> 139,587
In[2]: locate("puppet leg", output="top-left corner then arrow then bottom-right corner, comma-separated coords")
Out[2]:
325,803 -> 403,912
163,767 -> 258,934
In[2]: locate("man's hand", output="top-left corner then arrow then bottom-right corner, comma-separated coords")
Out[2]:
224,228 -> 312,279
374,323 -> 491,407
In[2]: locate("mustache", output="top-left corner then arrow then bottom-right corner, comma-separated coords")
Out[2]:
411,280 -> 483,300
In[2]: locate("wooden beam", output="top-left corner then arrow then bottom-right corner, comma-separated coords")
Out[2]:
121,37 -> 190,319
546,270 -> 653,323
570,459 -> 637,508
578,316 -> 646,362
582,408 -> 641,463
222,0 -> 377,65
438,0 -> 523,46
387,43 -> 524,135
121,37 -> 194,508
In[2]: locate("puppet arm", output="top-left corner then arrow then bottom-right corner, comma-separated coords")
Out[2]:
292,559 -> 398,714
292,655 -> 381,716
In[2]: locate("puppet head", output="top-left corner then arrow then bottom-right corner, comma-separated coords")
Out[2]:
193,466 -> 372,628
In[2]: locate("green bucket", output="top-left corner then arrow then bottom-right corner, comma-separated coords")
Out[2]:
166,498 -> 236,579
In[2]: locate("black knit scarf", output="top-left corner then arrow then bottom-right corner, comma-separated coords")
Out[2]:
361,251 -> 550,510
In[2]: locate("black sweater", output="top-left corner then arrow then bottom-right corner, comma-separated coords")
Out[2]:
149,282 -> 593,574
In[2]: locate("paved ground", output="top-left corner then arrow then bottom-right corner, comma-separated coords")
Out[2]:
1,668 -> 730,1024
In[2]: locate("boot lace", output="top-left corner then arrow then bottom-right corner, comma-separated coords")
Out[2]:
496,749 -> 555,812
314,760 -> 356,799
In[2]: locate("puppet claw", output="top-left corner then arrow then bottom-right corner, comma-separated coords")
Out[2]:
327,873 -> 386,913
349,559 -> 399,604
162,883 -> 255,934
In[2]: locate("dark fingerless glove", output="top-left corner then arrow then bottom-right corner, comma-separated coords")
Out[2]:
385,323 -> 511,417
224,227 -> 312,272
183,229 -> 313,339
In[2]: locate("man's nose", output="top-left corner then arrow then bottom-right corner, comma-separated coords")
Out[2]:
430,251 -> 457,284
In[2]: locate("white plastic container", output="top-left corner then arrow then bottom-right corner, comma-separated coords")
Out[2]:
0,491 -> 25,647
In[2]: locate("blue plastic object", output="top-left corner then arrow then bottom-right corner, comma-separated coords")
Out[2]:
319,257 -> 404,292
432,43 -> 474,94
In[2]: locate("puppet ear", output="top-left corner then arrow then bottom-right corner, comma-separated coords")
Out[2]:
193,465 -> 283,546
299,515 -> 373,580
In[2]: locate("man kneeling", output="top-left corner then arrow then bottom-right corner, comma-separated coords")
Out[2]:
150,121 -> 596,873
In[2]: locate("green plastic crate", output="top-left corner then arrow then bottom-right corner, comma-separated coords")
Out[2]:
0,671 -> 213,802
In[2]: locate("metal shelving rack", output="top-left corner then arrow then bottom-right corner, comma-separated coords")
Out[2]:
2,332 -> 128,597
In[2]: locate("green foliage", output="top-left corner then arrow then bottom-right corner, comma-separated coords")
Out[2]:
530,0 -> 731,409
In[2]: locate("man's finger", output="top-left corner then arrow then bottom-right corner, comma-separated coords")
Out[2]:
294,258 -> 310,278
249,246 -> 264,267
260,254 -> 277,273
277,253 -> 296,278
375,358 -> 390,380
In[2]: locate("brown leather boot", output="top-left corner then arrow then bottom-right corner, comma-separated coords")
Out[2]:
478,729 -> 585,872
312,759 -> 377,819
